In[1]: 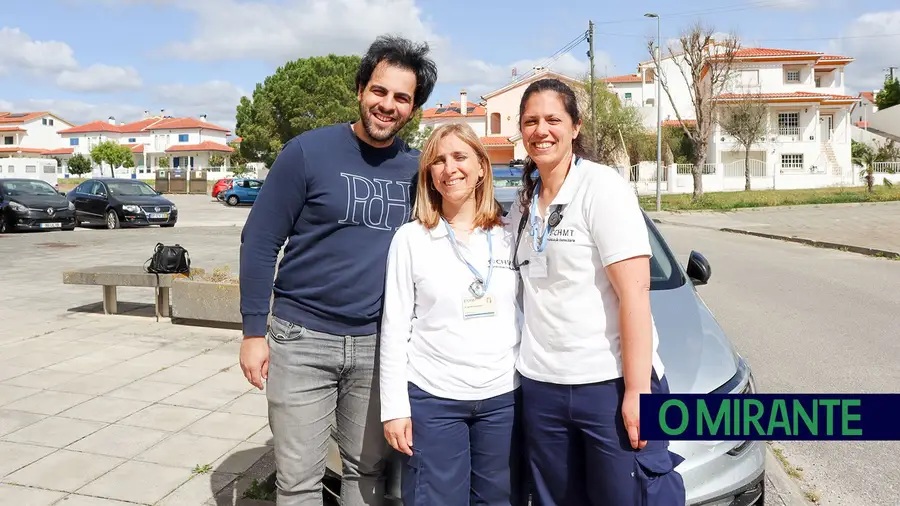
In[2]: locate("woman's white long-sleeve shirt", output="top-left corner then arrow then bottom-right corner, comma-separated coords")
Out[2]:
379,219 -> 522,422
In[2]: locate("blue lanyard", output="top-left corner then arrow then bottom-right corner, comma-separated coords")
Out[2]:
442,219 -> 493,298
529,179 -> 553,253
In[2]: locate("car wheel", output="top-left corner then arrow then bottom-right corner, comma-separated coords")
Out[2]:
106,210 -> 120,230
0,216 -> 8,234
227,195 -> 239,206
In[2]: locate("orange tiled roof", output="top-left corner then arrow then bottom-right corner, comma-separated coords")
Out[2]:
166,141 -> 234,153
601,74 -> 643,84
0,112 -> 49,124
123,143 -> 145,153
43,148 -> 75,155
717,91 -> 858,103
0,126 -> 27,133
859,92 -> 875,103
423,101 -> 486,119
148,117 -> 230,132
60,116 -> 230,134
0,147 -> 47,154
661,119 -> 696,127
480,136 -> 514,146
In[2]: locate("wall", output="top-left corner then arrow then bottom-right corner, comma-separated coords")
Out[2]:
20,115 -> 73,150
868,105 -> 900,138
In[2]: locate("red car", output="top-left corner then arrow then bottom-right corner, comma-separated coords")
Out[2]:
212,178 -> 233,199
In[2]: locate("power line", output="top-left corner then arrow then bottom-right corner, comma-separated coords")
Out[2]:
593,30 -> 900,43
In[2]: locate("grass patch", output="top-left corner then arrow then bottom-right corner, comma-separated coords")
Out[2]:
640,185 -> 900,211
192,463 -> 213,475
243,477 -> 276,501
771,445 -> 804,480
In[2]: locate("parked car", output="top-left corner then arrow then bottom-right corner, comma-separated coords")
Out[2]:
212,177 -> 233,200
66,178 -> 178,229
221,178 -> 263,206
0,178 -> 76,233
322,184 -> 766,506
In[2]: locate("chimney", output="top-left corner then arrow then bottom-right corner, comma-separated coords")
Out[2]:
108,116 -> 116,125
142,110 -> 149,119
460,89 -> 467,116
199,114 -> 207,122
437,102 -> 443,108
160,109 -> 166,118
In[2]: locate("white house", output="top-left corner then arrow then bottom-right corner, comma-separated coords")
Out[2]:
58,111 -> 234,178
0,111 -> 77,185
603,44 -> 861,191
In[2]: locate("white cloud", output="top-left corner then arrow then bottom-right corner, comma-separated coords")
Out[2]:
154,80 -> 246,132
0,27 -> 78,75
57,64 -> 143,92
158,0 -> 611,103
0,26 -> 143,93
829,10 -> 900,94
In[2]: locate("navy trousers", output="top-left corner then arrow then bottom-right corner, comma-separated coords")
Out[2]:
520,371 -> 686,506
400,382 -> 525,506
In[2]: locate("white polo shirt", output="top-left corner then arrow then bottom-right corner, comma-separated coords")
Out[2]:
379,219 -> 521,422
507,158 -> 666,385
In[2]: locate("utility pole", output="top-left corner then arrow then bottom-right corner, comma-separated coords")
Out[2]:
587,20 -> 597,156
886,66 -> 898,80
645,12 -> 662,212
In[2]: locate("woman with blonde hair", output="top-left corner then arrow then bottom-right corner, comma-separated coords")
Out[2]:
379,122 -> 524,506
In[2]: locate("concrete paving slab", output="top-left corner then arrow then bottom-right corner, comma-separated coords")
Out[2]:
2,416 -> 106,448
66,424 -> 171,459
0,483 -> 67,505
4,449 -> 124,492
0,441 -> 56,477
76,460 -> 192,504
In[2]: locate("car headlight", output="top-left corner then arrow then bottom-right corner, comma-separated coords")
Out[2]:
170,204 -> 177,211
68,201 -> 75,211
123,205 -> 142,213
712,356 -> 754,394
9,201 -> 27,212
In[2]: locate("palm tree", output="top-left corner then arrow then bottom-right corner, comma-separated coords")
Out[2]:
853,149 -> 880,193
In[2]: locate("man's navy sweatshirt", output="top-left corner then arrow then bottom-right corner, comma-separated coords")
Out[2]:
239,122 -> 419,338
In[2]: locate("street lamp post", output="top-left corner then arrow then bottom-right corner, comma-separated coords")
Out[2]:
645,12 -> 662,212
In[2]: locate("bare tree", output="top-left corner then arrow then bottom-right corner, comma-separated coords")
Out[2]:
718,92 -> 769,191
648,21 -> 740,199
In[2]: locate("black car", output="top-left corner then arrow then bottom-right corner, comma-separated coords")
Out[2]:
66,178 -> 178,229
0,178 -> 76,233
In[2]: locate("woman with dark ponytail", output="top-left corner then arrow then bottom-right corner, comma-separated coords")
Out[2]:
507,77 -> 686,506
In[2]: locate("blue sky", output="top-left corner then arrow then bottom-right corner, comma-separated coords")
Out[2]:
1,0 -> 898,133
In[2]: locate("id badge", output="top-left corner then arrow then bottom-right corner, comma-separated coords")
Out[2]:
529,255 -> 548,279
463,295 -> 496,319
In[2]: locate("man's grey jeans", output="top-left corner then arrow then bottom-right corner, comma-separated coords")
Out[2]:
266,315 -> 390,506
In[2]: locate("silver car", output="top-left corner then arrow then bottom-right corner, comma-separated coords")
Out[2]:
322,183 -> 766,506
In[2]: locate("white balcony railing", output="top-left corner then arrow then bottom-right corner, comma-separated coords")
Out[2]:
778,126 -> 801,137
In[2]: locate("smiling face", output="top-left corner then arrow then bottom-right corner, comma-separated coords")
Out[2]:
428,133 -> 485,208
356,61 -> 417,147
520,90 -> 582,170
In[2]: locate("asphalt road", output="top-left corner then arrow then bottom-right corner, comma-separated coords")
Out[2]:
656,223 -> 900,506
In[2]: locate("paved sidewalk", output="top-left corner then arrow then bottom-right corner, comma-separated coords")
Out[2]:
0,313 -> 274,505
648,201 -> 900,256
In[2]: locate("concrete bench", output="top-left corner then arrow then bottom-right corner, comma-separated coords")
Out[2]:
63,265 -> 187,318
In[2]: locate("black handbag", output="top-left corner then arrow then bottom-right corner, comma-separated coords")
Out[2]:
145,242 -> 191,275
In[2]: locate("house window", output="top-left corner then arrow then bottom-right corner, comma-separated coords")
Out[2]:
42,118 -> 48,125
490,113 -> 500,134
778,112 -> 800,135
815,76 -> 821,87
70,138 -> 79,146
128,137 -> 136,143
781,154 -> 803,169
3,136 -> 12,145
49,119 -> 54,126
178,134 -> 189,142
786,70 -> 800,82
7,166 -> 13,173
25,165 -> 36,173
624,92 -> 632,100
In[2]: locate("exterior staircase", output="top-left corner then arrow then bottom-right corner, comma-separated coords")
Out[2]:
823,141 -> 841,175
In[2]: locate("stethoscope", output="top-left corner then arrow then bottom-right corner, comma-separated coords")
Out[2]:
442,218 -> 493,298
512,155 -> 580,270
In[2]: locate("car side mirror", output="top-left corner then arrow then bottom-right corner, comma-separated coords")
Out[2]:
58,191 -> 66,196
686,250 -> 711,285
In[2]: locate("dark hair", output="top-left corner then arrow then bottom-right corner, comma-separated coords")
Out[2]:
516,78 -> 589,213
356,35 -> 438,111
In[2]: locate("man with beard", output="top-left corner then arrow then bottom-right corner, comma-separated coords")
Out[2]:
238,35 -> 437,506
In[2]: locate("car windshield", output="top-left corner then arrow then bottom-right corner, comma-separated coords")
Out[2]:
0,180 -> 58,197
106,181 -> 158,196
